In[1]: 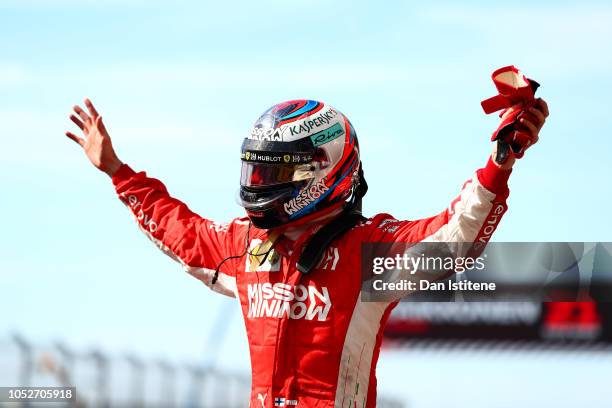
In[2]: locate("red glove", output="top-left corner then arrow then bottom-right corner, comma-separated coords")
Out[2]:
481,66 -> 540,164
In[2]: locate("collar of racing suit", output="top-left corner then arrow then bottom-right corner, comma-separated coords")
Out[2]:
253,204 -> 344,263
281,207 -> 344,241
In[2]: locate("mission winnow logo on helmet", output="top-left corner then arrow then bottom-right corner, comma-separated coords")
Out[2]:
283,180 -> 329,215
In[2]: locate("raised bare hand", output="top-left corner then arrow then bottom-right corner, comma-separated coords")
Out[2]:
65,98 -> 122,177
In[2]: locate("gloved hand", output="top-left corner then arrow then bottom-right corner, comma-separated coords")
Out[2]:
482,66 -> 546,164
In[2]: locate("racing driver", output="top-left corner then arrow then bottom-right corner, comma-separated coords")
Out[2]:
65,97 -> 548,407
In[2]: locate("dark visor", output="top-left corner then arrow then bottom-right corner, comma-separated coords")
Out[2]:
240,138 -> 316,188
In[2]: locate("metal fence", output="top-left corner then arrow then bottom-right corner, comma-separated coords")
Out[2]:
0,333 -> 249,407
0,334 -> 404,408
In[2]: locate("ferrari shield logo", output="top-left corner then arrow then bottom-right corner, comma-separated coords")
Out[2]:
283,154 -> 291,163
245,151 -> 251,160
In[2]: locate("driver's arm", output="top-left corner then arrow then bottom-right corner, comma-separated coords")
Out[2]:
373,156 -> 512,248
112,164 -> 248,297
373,98 -> 549,250
65,98 -> 245,297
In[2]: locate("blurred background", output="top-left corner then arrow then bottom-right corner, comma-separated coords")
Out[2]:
1,0 -> 611,406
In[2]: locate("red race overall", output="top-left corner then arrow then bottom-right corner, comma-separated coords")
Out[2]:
112,156 -> 511,408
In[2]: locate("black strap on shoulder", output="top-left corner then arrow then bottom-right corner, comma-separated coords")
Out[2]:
296,209 -> 366,274
296,162 -> 368,274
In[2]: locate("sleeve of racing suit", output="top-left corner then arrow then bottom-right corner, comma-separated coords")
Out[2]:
376,156 -> 512,249
111,164 -> 245,298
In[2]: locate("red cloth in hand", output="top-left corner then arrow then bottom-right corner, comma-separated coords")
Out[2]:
481,65 -> 540,163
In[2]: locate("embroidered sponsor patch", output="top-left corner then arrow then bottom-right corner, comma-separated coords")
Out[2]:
247,283 -> 331,321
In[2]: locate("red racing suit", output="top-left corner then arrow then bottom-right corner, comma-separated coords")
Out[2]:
111,157 -> 511,407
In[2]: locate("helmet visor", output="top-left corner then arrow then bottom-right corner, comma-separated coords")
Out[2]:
240,162 -> 314,187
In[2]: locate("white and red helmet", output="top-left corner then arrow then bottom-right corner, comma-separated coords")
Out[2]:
238,100 -> 364,229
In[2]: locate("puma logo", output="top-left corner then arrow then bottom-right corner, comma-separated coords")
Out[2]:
257,393 -> 267,407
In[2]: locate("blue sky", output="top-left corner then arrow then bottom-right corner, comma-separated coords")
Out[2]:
1,0 -> 611,405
